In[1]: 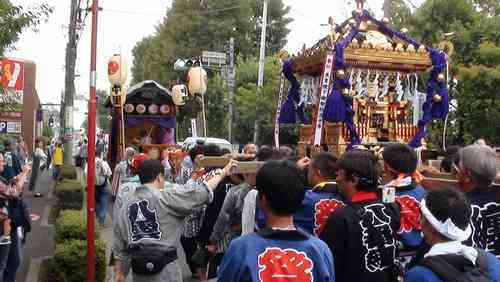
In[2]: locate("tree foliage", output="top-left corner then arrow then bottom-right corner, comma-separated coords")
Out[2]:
382,0 -> 412,30
404,0 -> 500,146
132,0 -> 290,87
0,0 -> 53,55
131,0 -> 291,143
233,56 -> 282,145
80,90 -> 111,133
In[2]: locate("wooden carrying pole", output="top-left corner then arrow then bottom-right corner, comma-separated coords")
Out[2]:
199,157 -> 264,174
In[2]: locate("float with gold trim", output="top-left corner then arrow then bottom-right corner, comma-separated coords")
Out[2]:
106,54 -> 208,170
275,0 -> 450,158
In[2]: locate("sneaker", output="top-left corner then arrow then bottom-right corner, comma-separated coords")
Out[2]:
34,192 -> 43,198
0,235 -> 11,245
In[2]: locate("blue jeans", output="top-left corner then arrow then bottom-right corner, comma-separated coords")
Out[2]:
0,244 -> 10,282
4,231 -> 22,282
53,165 -> 61,180
95,185 -> 109,225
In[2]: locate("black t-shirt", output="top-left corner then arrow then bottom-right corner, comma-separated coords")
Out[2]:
320,193 -> 401,282
196,177 -> 232,245
465,185 -> 500,258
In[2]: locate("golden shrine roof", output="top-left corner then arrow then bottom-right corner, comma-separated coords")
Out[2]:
291,16 -> 433,76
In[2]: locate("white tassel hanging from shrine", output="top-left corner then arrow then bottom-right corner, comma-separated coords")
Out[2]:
379,74 -> 390,101
373,71 -> 380,100
404,74 -> 412,101
348,69 -> 355,96
355,69 -> 365,97
412,73 -> 422,126
396,73 -> 404,101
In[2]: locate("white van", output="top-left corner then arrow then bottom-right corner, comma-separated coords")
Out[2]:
182,137 -> 233,153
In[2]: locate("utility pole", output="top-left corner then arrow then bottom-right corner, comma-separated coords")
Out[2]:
227,37 -> 235,143
59,91 -> 64,139
63,0 -> 79,165
86,0 -> 99,280
253,0 -> 268,144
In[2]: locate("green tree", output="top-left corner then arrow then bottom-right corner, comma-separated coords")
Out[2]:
407,0 -> 500,146
233,56 -> 282,145
473,0 -> 500,16
131,0 -> 291,144
382,0 -> 411,29
175,73 -> 229,141
409,0 -> 476,45
132,0 -> 291,85
42,123 -> 52,138
80,90 -> 111,133
0,0 -> 52,55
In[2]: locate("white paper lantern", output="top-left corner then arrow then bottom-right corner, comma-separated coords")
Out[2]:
187,67 -> 207,95
171,84 -> 188,105
108,54 -> 128,87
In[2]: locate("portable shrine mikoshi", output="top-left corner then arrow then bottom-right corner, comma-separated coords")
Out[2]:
276,0 -> 450,157
106,80 -> 180,167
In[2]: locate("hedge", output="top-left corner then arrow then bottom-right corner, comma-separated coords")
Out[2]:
59,165 -> 77,180
54,179 -> 83,210
54,210 -> 100,244
54,239 -> 106,282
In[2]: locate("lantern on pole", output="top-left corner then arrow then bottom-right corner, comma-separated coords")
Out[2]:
187,66 -> 208,136
108,54 -> 128,106
187,66 -> 207,95
107,54 -> 128,159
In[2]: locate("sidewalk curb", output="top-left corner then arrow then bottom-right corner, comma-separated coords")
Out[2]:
40,205 -> 53,228
40,181 -> 55,228
25,255 -> 51,282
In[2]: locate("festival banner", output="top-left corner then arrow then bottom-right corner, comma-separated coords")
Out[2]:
0,58 -> 25,117
313,53 -> 334,146
274,74 -> 285,148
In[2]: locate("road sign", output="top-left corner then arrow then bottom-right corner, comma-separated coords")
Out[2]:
0,120 -> 21,134
202,51 -> 226,68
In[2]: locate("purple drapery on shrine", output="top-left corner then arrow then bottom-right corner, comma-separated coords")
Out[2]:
408,50 -> 449,147
278,60 -> 309,124
125,116 -> 176,129
362,12 -> 450,147
279,10 -> 449,149
323,18 -> 362,148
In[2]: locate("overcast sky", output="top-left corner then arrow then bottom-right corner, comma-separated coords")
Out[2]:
7,0 -> 392,128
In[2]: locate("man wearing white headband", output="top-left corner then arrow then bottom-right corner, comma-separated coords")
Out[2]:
405,187 -> 500,282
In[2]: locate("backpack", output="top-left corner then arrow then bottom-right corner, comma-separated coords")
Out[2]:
418,249 -> 491,282
95,159 -> 107,186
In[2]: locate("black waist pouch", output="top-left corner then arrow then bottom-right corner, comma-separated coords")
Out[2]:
129,244 -> 178,275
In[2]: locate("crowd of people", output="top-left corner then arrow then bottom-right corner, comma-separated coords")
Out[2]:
109,140 -> 500,282
0,137 -> 35,281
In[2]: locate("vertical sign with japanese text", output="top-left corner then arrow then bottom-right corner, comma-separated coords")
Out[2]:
313,53 -> 334,146
191,119 -> 197,137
